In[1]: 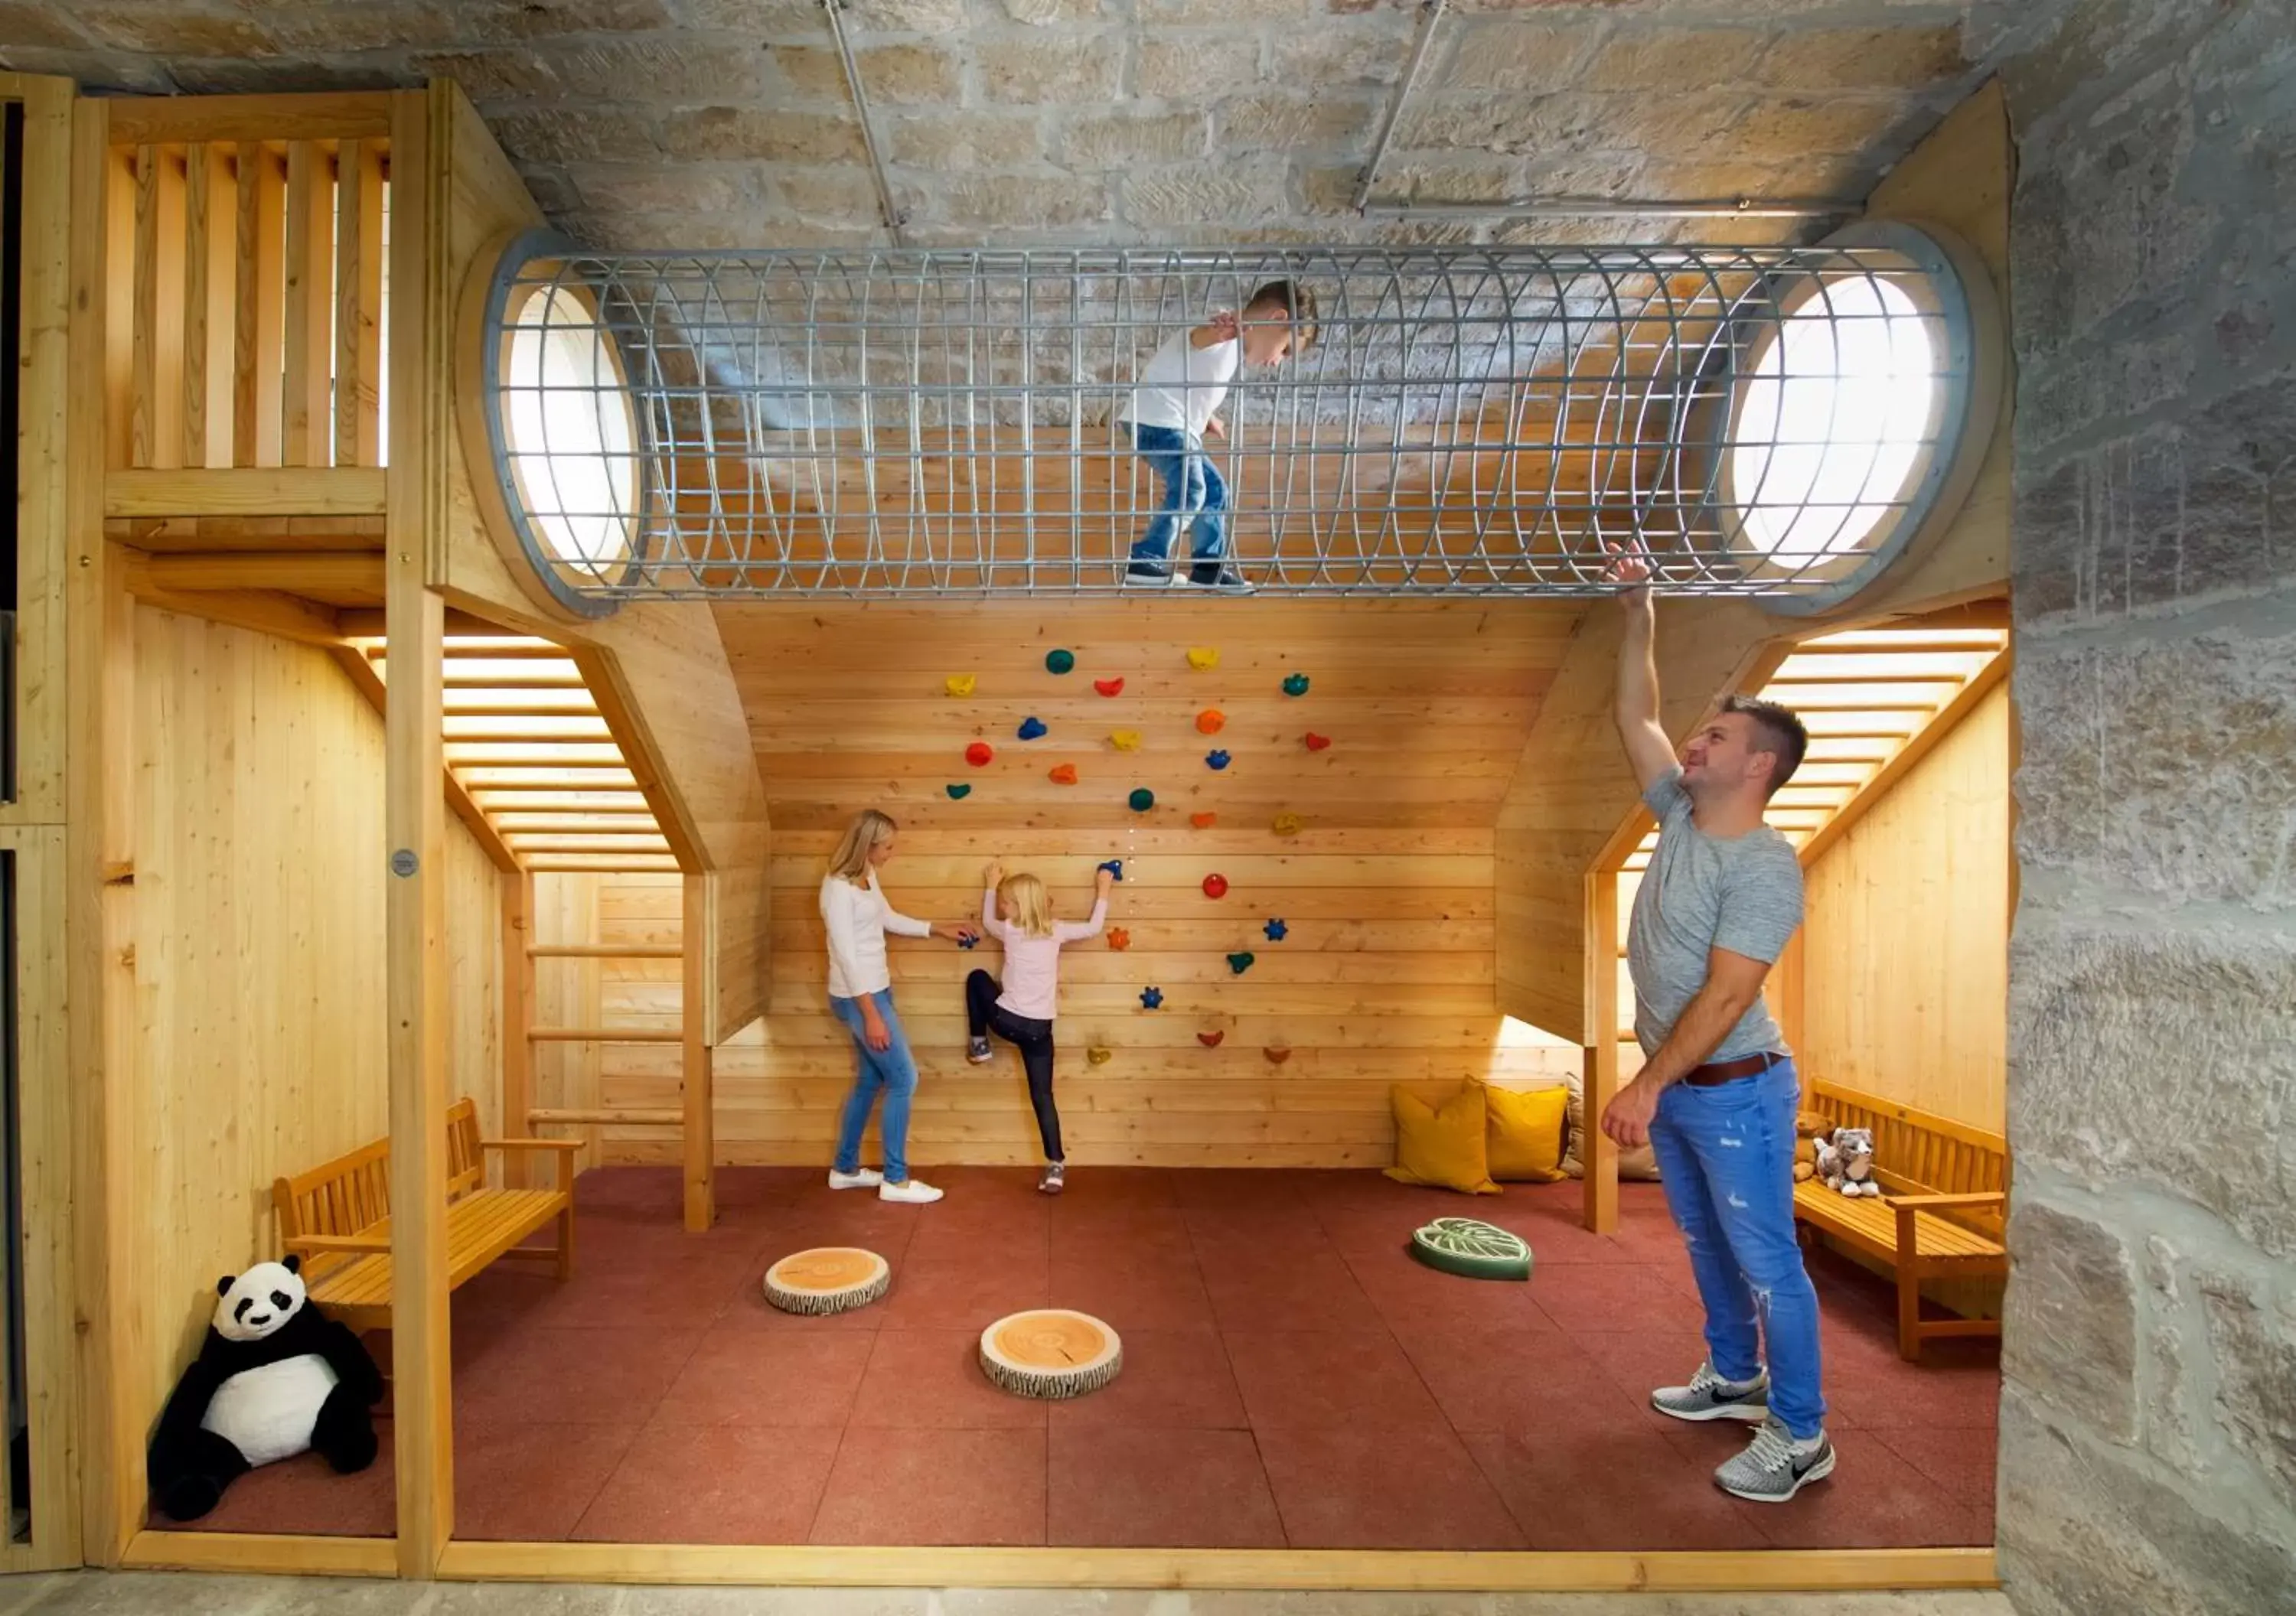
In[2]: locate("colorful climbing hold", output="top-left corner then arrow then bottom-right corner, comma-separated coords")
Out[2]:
965,741 -> 994,767
1195,709 -> 1226,735
1099,859 -> 1124,881
1109,729 -> 1143,751
945,783 -> 972,800
1227,951 -> 1256,975
1190,812 -> 1218,829
1107,927 -> 1131,952
1186,647 -> 1220,671
1263,1044 -> 1293,1065
1303,731 -> 1332,752
1272,812 -> 1303,837
957,934 -> 977,950
1046,649 -> 1075,675
1263,917 -> 1289,942
1017,716 -> 1048,741
1128,787 -> 1155,813
1086,1045 -> 1114,1066
1197,1030 -> 1226,1048
1282,673 -> 1310,697
1139,986 -> 1164,1011
946,673 -> 977,698
1049,763 -> 1079,785
1094,676 -> 1125,698
1205,749 -> 1231,771
1202,874 -> 1228,900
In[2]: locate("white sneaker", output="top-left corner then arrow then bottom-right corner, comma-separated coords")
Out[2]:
827,1168 -> 883,1191
879,1178 -> 944,1204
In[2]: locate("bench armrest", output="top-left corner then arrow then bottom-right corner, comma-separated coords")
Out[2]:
481,1137 -> 584,1153
286,1233 -> 392,1256
1884,1191 -> 2006,1213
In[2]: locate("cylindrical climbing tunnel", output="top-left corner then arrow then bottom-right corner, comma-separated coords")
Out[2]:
468,230 -> 1998,614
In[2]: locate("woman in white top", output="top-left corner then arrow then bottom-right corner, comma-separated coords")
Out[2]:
963,862 -> 1112,1194
820,810 -> 977,1204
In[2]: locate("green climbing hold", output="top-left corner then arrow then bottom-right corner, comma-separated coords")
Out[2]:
1408,1217 -> 1533,1282
1225,951 -> 1255,975
1128,787 -> 1154,813
1046,649 -> 1076,675
1282,672 -> 1311,697
945,783 -> 972,800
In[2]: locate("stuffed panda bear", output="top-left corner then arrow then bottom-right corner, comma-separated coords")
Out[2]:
147,1255 -> 384,1522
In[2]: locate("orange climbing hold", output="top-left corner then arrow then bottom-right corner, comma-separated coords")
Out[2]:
1195,709 -> 1225,734
1190,812 -> 1218,829
1107,927 -> 1130,952
1049,763 -> 1079,785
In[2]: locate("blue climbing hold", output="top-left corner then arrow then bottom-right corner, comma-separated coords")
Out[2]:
1129,787 -> 1155,813
1045,648 -> 1075,674
957,934 -> 977,950
1017,715 -> 1048,740
1282,672 -> 1311,697
945,783 -> 972,800
1098,859 -> 1124,881
1139,986 -> 1164,1011
1264,917 -> 1288,942
1205,749 -> 1231,771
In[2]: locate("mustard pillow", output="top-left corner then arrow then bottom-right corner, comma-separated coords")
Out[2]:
1384,1082 -> 1502,1195
1485,1083 -> 1568,1182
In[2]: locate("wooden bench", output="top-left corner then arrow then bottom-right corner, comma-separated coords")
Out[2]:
1793,1078 -> 2008,1363
272,1097 -> 582,1334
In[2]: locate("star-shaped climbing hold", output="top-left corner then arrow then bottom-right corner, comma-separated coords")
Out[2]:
1226,951 -> 1256,975
1205,749 -> 1231,771
1017,715 -> 1048,740
1045,648 -> 1075,675
1107,927 -> 1131,952
957,934 -> 977,950
1282,673 -> 1310,697
1263,918 -> 1288,942
1140,986 -> 1164,1010
945,783 -> 972,800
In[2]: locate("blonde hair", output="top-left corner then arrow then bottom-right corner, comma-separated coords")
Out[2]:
827,809 -> 897,881
997,872 -> 1053,938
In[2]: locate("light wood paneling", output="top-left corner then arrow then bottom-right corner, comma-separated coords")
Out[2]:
1800,683 -> 2010,1132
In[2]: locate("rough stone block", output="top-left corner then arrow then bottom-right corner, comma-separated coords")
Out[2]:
1122,164 -> 1288,228
770,45 -> 855,99
841,0 -> 967,31
570,161 -> 770,215
856,41 -> 964,103
246,2 -> 464,54
1272,18 -> 1418,87
450,0 -> 679,41
1577,26 -> 1766,93
2001,1201 -> 2138,1442
517,166 -> 585,216
2139,1233 -> 2206,1479
1219,92 -> 1379,152
659,106 -> 866,164
779,168 -> 888,222
1062,109 -> 1208,168
1135,35 -> 1264,99
2012,627 -> 2296,904
0,2 -> 90,49
1297,163 -> 1363,217
1433,20 -> 1593,94
77,3 -> 276,55
1140,0 -> 1308,21
2198,1264 -> 2296,1497
930,174 -> 1107,230
1726,95 -> 1909,156
539,36 -> 781,102
407,50 -> 568,101
886,112 -> 1043,171
674,0 -> 829,31
492,106 -> 666,165
1750,25 -> 1967,91
979,37 -> 1124,103
2000,0 -> 2216,136
1998,1386 -> 2296,1616
2007,910 -> 2296,1262
0,44 -> 181,94
1375,160 -> 1524,205
161,57 -> 406,97
996,0 -> 1103,22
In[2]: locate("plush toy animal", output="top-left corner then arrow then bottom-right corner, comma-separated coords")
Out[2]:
1793,1109 -> 1830,1182
147,1256 -> 384,1522
1817,1126 -> 1883,1198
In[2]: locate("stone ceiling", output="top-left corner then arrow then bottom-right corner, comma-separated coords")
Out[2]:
1,2 -> 2030,249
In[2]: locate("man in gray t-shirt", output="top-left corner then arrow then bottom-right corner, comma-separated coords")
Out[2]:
1598,551 -> 1833,1506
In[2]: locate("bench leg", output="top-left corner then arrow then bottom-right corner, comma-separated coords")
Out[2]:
556,1203 -> 576,1282
1897,1266 -> 1925,1363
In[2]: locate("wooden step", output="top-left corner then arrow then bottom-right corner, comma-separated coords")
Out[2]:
527,945 -> 683,959
527,1108 -> 683,1127
527,1027 -> 682,1043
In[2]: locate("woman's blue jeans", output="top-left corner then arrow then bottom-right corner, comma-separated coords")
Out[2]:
1128,423 -> 1227,562
829,989 -> 918,1184
1645,1058 -> 1828,1438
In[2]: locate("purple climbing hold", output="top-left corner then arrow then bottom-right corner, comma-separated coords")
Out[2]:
1205,749 -> 1231,771
1017,715 -> 1048,740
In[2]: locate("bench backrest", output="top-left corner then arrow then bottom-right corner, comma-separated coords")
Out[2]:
275,1097 -> 489,1244
1806,1078 -> 2008,1233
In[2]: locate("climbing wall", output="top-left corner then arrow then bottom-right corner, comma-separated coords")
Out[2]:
588,598 -> 1584,1168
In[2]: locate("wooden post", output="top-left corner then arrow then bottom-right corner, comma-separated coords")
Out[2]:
682,872 -> 715,1232
386,86 -> 451,1576
501,871 -> 535,1184
1582,868 -> 1620,1235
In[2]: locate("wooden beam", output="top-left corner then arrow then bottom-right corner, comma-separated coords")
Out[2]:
281,140 -> 331,468
116,556 -> 345,648
103,93 -> 394,146
121,1529 -> 398,1577
329,645 -> 520,875
335,137 -> 384,467
385,83 -> 452,1578
529,1026 -> 682,1044
137,550 -> 384,595
1581,868 -> 1619,1235
529,1108 -> 683,1128
501,874 -> 536,1188
1797,651 -> 2010,870
683,872 -> 716,1232
105,466 -> 388,517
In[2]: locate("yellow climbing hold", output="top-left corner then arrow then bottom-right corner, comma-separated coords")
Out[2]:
1272,812 -> 1304,838
1109,729 -> 1143,751
1186,647 -> 1220,671
1087,1046 -> 1114,1067
944,673 -> 977,698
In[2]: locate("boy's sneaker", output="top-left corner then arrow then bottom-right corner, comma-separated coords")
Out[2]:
827,1168 -> 883,1191
1038,1162 -> 1065,1195
1652,1360 -> 1770,1423
967,1036 -> 994,1064
1188,562 -> 1254,593
1124,561 -> 1176,586
1714,1417 -> 1835,1503
879,1178 -> 944,1204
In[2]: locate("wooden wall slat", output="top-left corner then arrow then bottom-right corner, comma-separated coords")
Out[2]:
129,145 -> 157,468
280,139 -> 334,468
335,136 -> 383,467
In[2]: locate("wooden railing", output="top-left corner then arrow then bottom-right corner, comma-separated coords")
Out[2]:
101,94 -> 390,503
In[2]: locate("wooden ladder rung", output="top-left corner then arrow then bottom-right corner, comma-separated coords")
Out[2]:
527,1027 -> 683,1043
527,1108 -> 684,1127
527,944 -> 683,959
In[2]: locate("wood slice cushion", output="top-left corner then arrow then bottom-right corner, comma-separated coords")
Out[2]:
1407,1217 -> 1533,1282
762,1247 -> 891,1315
978,1308 -> 1123,1399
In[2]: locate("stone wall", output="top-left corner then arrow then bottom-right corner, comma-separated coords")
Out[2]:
1992,1 -> 2296,1611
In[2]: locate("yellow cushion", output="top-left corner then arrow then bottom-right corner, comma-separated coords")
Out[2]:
1384,1082 -> 1501,1195
1485,1083 -> 1568,1182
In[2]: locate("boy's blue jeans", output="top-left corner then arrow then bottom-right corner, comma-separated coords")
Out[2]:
1645,1057 -> 1828,1439
1127,423 -> 1226,563
828,989 -> 917,1185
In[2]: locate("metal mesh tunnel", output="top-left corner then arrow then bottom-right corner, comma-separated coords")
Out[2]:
473,230 -> 1986,611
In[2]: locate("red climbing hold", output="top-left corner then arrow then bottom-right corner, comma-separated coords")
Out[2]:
1049,762 -> 1079,785
965,741 -> 994,767
1197,1030 -> 1226,1048
1202,874 -> 1228,899
1107,927 -> 1130,952
1190,812 -> 1218,829
1304,731 -> 1332,752
1094,677 -> 1125,697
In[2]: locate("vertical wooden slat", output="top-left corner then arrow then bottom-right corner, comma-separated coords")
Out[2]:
281,139 -> 334,467
179,142 -> 208,467
1582,868 -> 1620,1235
230,142 -> 259,464
129,145 -> 158,468
178,142 -> 236,468
682,872 -> 715,1233
335,136 -> 384,466
501,872 -> 535,1188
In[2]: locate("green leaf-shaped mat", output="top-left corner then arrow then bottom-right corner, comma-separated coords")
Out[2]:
1408,1217 -> 1533,1282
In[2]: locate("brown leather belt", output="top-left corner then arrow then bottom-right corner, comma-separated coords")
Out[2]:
1681,1051 -> 1786,1087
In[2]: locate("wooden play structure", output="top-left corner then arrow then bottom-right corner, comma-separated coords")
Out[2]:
2,67 -> 2016,1595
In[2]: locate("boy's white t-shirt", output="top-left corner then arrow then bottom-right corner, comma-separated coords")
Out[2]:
1120,330 -> 1239,438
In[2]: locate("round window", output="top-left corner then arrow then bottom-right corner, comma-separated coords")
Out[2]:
501,279 -> 639,588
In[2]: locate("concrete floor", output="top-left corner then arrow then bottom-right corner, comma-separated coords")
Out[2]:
1,1575 -> 2016,1615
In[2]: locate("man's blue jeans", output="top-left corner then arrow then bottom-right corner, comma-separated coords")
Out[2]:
1128,423 -> 1227,563
828,989 -> 917,1185
1645,1058 -> 1827,1438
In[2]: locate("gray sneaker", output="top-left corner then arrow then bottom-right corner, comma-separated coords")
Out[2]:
1037,1162 -> 1065,1194
1651,1360 -> 1771,1423
1714,1416 -> 1835,1503
966,1036 -> 994,1064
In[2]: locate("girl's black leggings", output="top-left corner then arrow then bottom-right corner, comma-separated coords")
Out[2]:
964,968 -> 1063,1162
